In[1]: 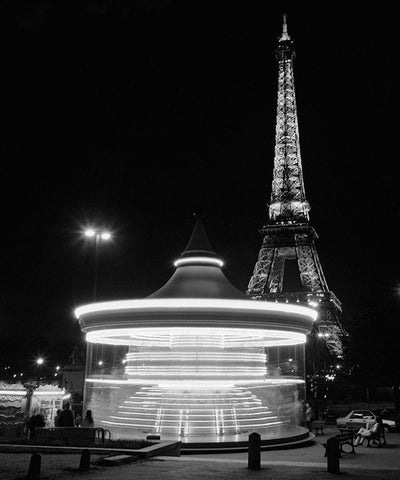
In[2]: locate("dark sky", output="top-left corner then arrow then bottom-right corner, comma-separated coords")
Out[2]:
0,1 -> 398,352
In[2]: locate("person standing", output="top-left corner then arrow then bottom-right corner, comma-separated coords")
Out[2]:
305,403 -> 313,429
54,409 -> 62,427
80,410 -> 95,428
28,413 -> 45,438
58,402 -> 75,427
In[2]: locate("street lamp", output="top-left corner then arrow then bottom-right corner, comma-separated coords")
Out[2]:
84,228 -> 112,301
36,357 -> 44,384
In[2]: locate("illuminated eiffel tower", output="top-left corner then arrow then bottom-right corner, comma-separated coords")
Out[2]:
247,15 -> 345,360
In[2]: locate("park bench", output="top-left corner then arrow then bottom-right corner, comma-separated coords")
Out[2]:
311,420 -> 326,435
322,432 -> 355,457
338,422 -> 366,436
365,429 -> 387,448
338,426 -> 358,436
35,427 -> 111,446
339,422 -> 387,447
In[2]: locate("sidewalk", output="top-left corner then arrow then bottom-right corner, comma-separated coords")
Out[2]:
1,427 -> 399,480
194,426 -> 400,469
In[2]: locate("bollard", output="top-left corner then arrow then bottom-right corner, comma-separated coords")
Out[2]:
79,449 -> 91,472
326,437 -> 340,474
27,453 -> 41,480
248,432 -> 261,470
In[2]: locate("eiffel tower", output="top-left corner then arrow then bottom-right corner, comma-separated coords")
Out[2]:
247,15 -> 345,362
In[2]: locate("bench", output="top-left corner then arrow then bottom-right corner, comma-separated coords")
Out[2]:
340,423 -> 388,448
338,422 -> 367,436
322,432 -> 355,457
338,427 -> 358,436
35,427 -> 111,446
311,420 -> 326,435
365,429 -> 387,448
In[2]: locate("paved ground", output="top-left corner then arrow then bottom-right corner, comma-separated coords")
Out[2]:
1,427 -> 400,480
194,426 -> 400,469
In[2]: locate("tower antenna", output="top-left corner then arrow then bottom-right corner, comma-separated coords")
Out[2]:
279,13 -> 291,42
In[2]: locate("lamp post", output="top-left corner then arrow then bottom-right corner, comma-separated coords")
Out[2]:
84,229 -> 112,302
312,331 -> 331,421
36,357 -> 44,385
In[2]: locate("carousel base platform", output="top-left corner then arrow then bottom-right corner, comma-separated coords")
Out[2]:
153,426 -> 313,454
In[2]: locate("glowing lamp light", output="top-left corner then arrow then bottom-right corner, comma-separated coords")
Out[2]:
84,229 -> 112,240
85,229 -> 96,238
36,358 -> 44,366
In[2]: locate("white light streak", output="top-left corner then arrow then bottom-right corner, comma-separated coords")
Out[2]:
85,327 -> 306,347
0,389 -> 64,397
0,390 -> 26,395
173,256 -> 224,267
84,377 -> 304,386
75,297 -> 317,321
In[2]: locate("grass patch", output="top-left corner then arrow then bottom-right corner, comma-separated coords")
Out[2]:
0,437 -> 152,449
106,438 -> 152,449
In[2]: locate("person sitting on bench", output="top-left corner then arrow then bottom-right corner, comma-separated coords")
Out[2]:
354,416 -> 382,446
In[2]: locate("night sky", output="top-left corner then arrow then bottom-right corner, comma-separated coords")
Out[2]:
0,2 -> 398,365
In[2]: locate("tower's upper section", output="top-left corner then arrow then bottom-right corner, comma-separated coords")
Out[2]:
268,14 -> 310,225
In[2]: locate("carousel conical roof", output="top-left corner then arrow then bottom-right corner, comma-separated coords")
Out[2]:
148,218 -> 246,299
180,217 -> 217,258
75,219 -> 317,336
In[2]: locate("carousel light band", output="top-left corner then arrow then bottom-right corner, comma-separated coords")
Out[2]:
84,377 -> 305,386
85,327 -> 307,346
125,352 -> 266,361
74,298 -> 318,320
174,256 -> 224,267
0,389 -> 65,396
124,367 -> 267,377
0,390 -> 26,395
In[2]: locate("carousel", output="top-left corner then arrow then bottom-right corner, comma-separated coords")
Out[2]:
75,220 -> 317,449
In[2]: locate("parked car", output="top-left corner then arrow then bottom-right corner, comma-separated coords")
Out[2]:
322,407 -> 348,425
372,409 -> 400,431
336,409 -> 397,432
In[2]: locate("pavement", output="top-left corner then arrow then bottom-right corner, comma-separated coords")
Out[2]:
1,426 -> 400,479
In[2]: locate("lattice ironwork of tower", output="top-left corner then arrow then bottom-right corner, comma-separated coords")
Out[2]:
247,16 -> 345,359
